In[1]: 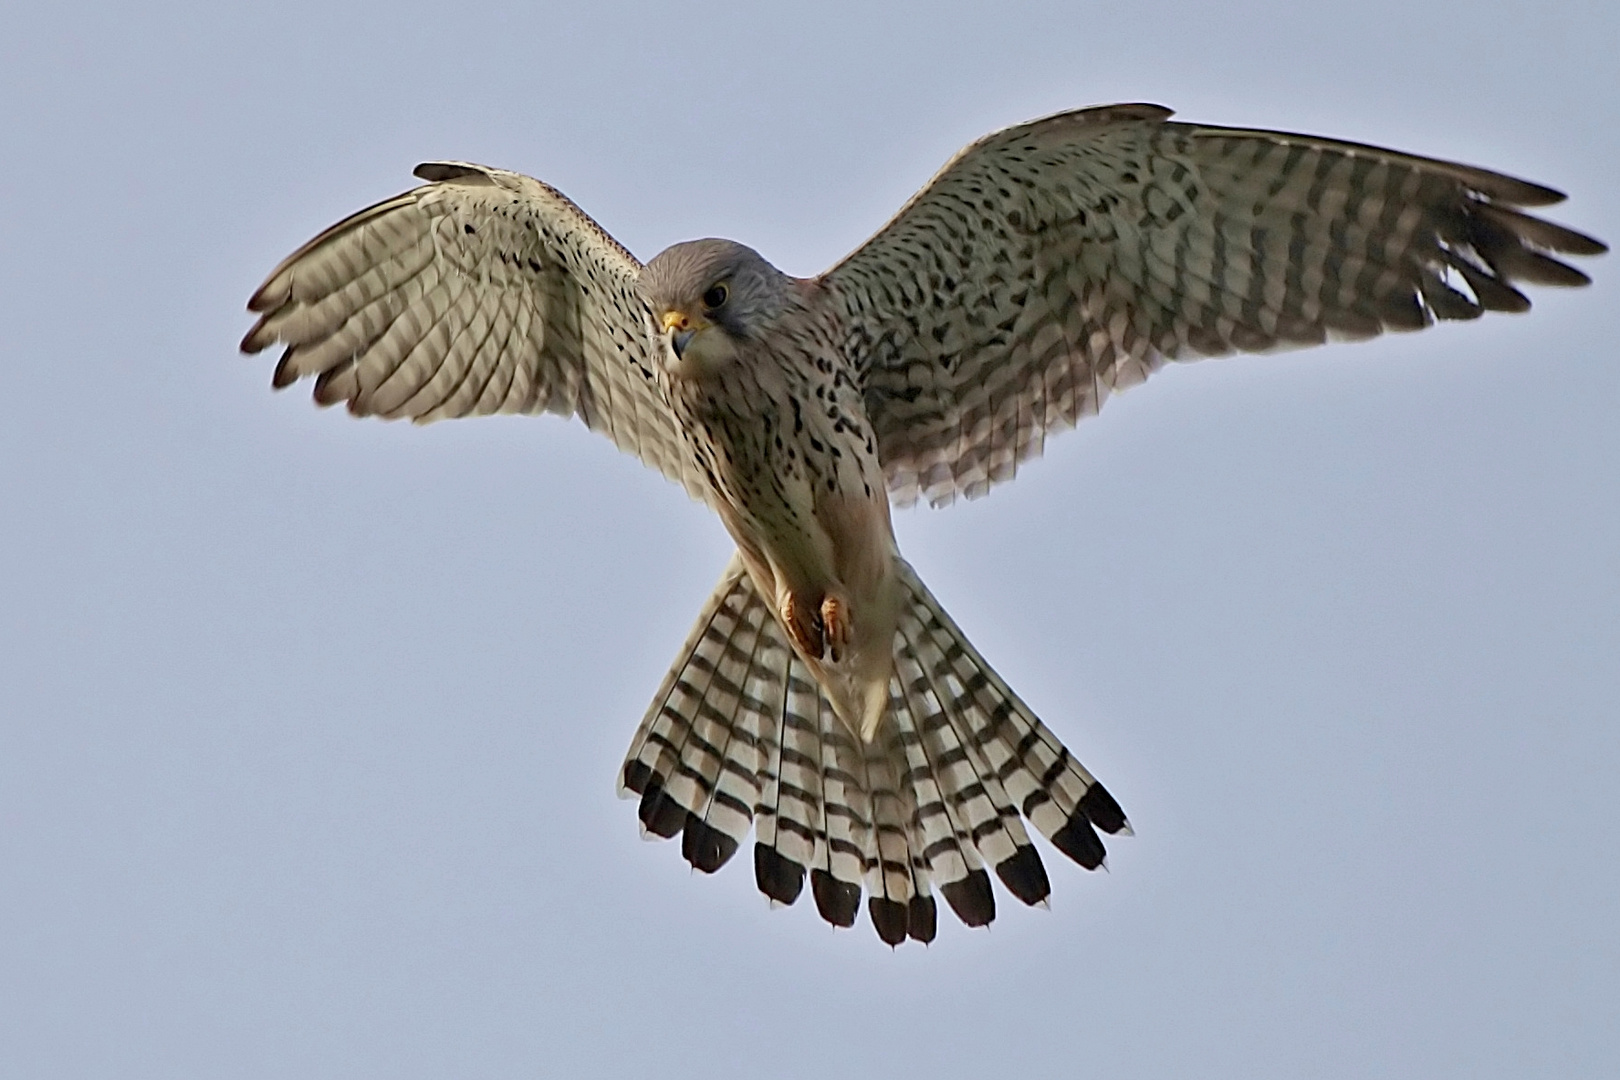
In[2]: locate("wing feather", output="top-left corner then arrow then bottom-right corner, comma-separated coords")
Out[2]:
242,163 -> 705,501
825,104 -> 1605,507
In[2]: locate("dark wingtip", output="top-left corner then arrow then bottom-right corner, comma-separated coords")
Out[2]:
245,281 -> 280,314
681,815 -> 738,874
1485,176 -> 1567,208
995,845 -> 1052,907
1515,254 -> 1592,288
941,869 -> 996,928
753,843 -> 806,905
312,363 -> 355,408
869,897 -> 909,947
1079,782 -> 1129,834
811,870 -> 861,928
240,320 -> 269,356
1474,274 -> 1533,313
1087,102 -> 1175,124
1469,212 -> 1600,289
269,348 -> 299,388
908,894 -> 937,944
1475,203 -> 1607,257
413,162 -> 485,183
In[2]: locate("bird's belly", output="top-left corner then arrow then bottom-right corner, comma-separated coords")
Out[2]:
714,462 -> 901,740
670,363 -> 899,734
713,464 -> 843,604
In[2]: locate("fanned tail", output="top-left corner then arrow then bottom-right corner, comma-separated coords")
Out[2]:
618,553 -> 1129,945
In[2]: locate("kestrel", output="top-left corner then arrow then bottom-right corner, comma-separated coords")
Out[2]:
241,103 -> 1603,946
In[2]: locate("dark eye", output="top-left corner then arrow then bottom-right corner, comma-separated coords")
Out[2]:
702,283 -> 728,309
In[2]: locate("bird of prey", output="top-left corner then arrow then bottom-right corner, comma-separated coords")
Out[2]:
241,103 -> 1603,946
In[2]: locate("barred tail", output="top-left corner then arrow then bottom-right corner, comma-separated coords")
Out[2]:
617,553 -> 1129,945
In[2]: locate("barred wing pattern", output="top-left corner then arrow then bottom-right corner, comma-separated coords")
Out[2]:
619,555 -> 1127,944
241,163 -> 708,502
827,104 -> 1607,507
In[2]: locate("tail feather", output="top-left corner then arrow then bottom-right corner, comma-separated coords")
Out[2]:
860,725 -> 916,945
684,616 -> 777,872
889,639 -> 997,926
895,604 -> 1047,904
895,559 -> 1128,865
810,699 -> 866,927
887,682 -> 973,936
620,557 -> 770,857
618,553 -> 1129,945
753,664 -> 822,903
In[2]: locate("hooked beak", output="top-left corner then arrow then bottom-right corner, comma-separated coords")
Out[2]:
670,328 -> 695,360
660,309 -> 700,360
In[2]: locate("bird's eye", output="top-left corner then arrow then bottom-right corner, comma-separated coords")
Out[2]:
702,283 -> 729,309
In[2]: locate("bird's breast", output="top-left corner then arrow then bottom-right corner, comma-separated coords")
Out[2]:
666,343 -> 890,596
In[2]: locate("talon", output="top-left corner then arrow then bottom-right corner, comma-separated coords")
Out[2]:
821,595 -> 850,663
781,593 -> 825,658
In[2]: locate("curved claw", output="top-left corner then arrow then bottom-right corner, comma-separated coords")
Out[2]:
780,592 -> 825,659
821,594 -> 850,663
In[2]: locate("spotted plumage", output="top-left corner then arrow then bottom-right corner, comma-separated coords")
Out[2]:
241,103 -> 1603,945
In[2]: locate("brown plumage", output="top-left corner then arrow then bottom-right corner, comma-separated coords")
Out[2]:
241,103 -> 1603,945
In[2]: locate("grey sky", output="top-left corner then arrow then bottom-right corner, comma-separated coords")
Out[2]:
2,2 -> 1616,1077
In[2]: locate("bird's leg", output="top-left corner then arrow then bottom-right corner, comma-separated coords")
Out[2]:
820,594 -> 850,663
780,591 -> 825,659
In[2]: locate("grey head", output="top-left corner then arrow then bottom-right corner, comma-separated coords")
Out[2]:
638,239 -> 794,358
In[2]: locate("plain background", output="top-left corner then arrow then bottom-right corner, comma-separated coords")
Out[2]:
2,2 -> 1615,1077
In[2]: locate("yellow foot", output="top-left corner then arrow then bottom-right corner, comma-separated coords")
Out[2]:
781,592 -> 825,659
821,594 -> 849,663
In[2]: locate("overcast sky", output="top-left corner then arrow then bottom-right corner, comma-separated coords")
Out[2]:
2,2 -> 1616,1078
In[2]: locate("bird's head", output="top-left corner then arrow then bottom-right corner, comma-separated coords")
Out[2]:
639,239 -> 789,380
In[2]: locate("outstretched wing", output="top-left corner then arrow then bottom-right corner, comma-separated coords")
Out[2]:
825,104 -> 1606,507
242,163 -> 706,501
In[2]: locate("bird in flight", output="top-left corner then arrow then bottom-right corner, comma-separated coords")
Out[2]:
242,103 -> 1603,946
